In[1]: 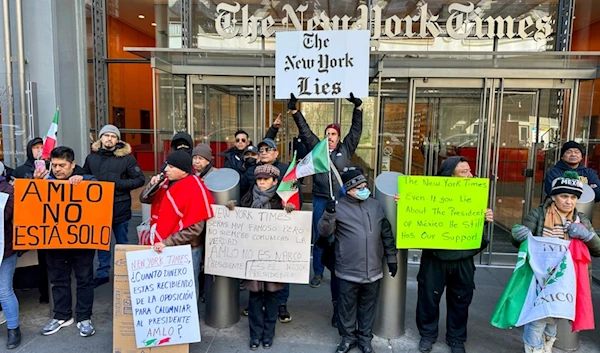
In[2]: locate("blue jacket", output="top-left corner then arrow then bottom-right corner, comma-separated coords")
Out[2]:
48,173 -> 97,182
544,160 -> 600,202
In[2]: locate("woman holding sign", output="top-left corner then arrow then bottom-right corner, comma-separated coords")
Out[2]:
228,164 -> 295,350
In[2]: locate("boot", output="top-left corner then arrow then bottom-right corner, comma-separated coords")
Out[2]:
7,327 -> 21,349
542,335 -> 556,353
331,301 -> 339,328
524,343 -> 544,353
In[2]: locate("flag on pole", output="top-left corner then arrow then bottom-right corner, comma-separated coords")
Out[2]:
281,139 -> 329,182
41,107 -> 59,159
277,152 -> 301,210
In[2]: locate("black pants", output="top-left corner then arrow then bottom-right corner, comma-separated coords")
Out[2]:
416,254 -> 475,346
338,278 -> 381,347
46,249 -> 95,322
38,250 -> 49,301
248,290 -> 278,341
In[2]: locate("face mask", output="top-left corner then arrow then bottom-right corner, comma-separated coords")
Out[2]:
245,158 -> 256,166
354,187 -> 371,200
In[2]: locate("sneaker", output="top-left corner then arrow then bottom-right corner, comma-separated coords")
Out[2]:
418,338 -> 434,352
446,340 -> 465,353
309,274 -> 323,288
243,307 -> 249,316
92,277 -> 109,288
278,305 -> 292,323
0,311 -> 6,325
42,318 -> 74,335
77,319 -> 96,337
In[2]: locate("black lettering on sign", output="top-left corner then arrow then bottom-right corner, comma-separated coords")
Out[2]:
86,183 -> 103,202
48,182 -> 64,202
20,181 -> 42,202
65,204 -> 82,223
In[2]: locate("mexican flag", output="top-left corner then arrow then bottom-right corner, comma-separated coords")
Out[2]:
490,234 -> 593,331
277,152 -> 301,210
281,138 -> 329,182
41,107 -> 59,159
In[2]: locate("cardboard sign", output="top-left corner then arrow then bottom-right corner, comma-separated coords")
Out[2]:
275,30 -> 369,99
0,193 -> 8,265
396,176 -> 489,250
114,245 -> 188,353
13,179 -> 114,251
126,245 -> 201,348
205,205 -> 312,284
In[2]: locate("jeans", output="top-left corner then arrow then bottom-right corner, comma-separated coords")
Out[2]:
96,221 -> 129,279
312,196 -> 327,276
278,283 -> 290,306
47,249 -> 95,322
191,247 -> 202,300
523,318 -> 557,348
0,254 -> 19,329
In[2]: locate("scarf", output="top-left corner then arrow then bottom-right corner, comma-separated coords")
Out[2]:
542,202 -> 579,239
251,184 -> 277,209
197,160 -> 214,179
146,174 -> 214,245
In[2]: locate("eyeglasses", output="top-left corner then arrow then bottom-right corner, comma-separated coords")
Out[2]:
236,138 -> 247,143
258,147 -> 275,153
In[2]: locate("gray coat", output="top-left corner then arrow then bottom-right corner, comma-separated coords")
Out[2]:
318,195 -> 398,284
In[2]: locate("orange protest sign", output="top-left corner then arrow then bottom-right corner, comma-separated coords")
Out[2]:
13,179 -> 114,251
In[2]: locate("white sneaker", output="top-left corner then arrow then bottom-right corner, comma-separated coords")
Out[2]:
0,311 -> 6,325
42,318 -> 74,335
542,335 -> 556,353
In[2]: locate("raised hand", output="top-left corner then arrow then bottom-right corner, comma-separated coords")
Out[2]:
288,93 -> 298,111
346,92 -> 362,108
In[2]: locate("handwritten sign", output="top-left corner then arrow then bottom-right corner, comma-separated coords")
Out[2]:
396,176 -> 489,250
13,179 -> 114,251
205,205 -> 312,284
275,30 -> 369,99
126,245 -> 200,348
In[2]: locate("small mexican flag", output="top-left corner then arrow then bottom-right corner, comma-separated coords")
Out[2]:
277,152 -> 301,210
41,107 -> 59,159
281,138 -> 329,182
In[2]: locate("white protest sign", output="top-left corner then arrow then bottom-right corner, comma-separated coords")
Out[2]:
205,205 -> 312,284
126,245 -> 200,348
0,192 -> 8,265
275,30 -> 370,99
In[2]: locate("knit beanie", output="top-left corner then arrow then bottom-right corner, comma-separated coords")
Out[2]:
254,164 -> 280,179
341,166 -> 367,190
560,141 -> 584,157
192,143 -> 212,161
99,124 -> 121,140
166,150 -> 192,174
325,123 -> 341,136
551,171 -> 583,198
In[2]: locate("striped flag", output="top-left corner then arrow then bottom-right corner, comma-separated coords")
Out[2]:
281,138 -> 329,182
41,107 -> 59,159
277,152 -> 301,210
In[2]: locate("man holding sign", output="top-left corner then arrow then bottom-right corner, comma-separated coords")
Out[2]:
414,156 -> 493,353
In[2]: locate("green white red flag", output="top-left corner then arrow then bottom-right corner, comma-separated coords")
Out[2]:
41,107 -> 59,159
281,138 -> 329,182
277,152 -> 301,210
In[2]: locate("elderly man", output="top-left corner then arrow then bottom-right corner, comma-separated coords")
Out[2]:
544,141 -> 600,202
318,166 -> 397,353
83,124 -> 145,288
139,150 -> 214,299
192,143 -> 217,180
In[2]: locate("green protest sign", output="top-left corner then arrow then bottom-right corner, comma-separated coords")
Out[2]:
396,176 -> 489,250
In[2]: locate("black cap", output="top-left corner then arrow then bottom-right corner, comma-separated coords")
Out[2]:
166,150 -> 192,174
341,166 -> 367,190
560,141 -> 584,157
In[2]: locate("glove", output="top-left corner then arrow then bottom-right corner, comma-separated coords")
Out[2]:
567,223 -> 595,243
284,203 -> 296,213
226,200 -> 236,210
511,224 -> 532,243
288,93 -> 298,111
346,92 -> 362,108
326,199 -> 336,213
315,236 -> 330,249
388,263 -> 398,278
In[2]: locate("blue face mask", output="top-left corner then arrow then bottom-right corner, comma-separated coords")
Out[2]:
354,187 -> 371,200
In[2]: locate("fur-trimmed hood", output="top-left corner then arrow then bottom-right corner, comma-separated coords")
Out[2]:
91,140 -> 132,157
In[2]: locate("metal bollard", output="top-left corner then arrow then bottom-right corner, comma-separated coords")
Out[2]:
554,183 -> 594,351
203,168 -> 241,328
373,172 -> 407,339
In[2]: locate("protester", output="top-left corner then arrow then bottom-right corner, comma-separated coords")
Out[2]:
139,150 -> 214,299
192,143 -> 217,179
511,171 -> 600,353
0,162 -> 19,349
414,156 -> 493,353
83,124 -> 145,288
288,93 -> 363,290
240,145 -> 258,173
228,164 -> 295,350
12,137 -> 49,303
544,141 -> 600,202
171,132 -> 194,155
35,146 -> 97,337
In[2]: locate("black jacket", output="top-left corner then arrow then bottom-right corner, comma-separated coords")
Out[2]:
240,159 -> 289,197
14,137 -> 44,179
292,109 -> 362,198
83,140 -> 146,224
221,125 -> 279,173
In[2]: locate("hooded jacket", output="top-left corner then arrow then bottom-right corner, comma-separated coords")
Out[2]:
83,140 -> 145,224
544,160 -> 600,202
171,132 -> 194,155
292,109 -> 362,198
318,194 -> 397,284
14,137 -> 44,179
424,156 -> 489,261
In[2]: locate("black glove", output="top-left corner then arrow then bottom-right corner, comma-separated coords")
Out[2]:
315,236 -> 330,249
326,199 -> 336,213
388,263 -> 398,278
346,92 -> 362,108
288,93 -> 298,111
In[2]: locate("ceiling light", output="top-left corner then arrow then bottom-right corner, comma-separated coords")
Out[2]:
138,14 -> 145,19
151,22 -> 157,26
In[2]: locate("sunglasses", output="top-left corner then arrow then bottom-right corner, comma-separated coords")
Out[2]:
236,138 -> 247,143
258,147 -> 275,153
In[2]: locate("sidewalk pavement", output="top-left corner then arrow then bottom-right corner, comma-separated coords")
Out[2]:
5,218 -> 600,353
